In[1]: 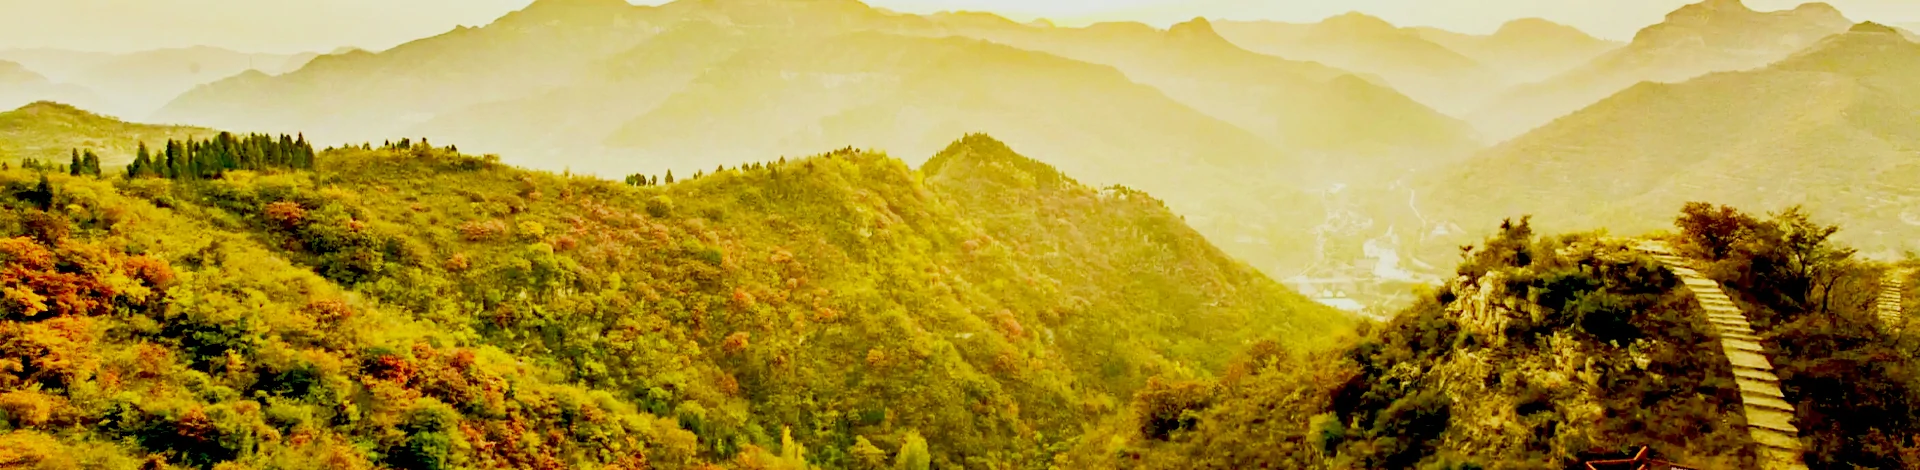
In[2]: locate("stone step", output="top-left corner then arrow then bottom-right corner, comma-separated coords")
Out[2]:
1755,444 -> 1808,470
1711,318 -> 1755,329
1737,377 -> 1787,398
1726,349 -> 1776,371
1722,331 -> 1763,341
1745,406 -> 1800,434
1735,367 -> 1780,381
1744,393 -> 1797,412
1723,338 -> 1766,353
1750,427 -> 1805,452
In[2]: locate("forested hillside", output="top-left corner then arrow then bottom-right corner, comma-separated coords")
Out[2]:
0,130 -> 1352,468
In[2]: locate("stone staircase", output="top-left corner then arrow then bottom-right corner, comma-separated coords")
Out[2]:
1879,269 -> 1909,332
1635,241 -> 1809,470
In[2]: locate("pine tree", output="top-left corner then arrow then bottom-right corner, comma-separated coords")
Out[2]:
82,150 -> 100,177
32,173 -> 53,210
130,142 -> 152,178
665,170 -> 674,184
69,149 -> 82,176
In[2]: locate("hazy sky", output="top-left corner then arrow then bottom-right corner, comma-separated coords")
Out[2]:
1,0 -> 1916,53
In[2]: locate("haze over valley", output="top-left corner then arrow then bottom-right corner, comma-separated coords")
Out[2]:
3,0 -> 1920,468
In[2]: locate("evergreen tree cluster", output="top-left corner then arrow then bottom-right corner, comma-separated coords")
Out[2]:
125,132 -> 316,179
67,149 -> 101,177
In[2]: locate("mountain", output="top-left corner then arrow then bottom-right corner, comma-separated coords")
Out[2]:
1213,13 -> 1504,114
0,47 -> 316,119
925,16 -> 1482,177
1472,0 -> 1854,140
1414,18 -> 1623,84
0,48 -> 116,81
600,31 -> 1290,206
155,0 -> 932,145
0,61 -> 101,112
0,101 -> 215,166
155,0 -> 669,143
1419,23 -> 1920,258
0,126 -> 1352,467
411,21 -> 761,164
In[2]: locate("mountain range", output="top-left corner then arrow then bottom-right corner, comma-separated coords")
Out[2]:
0,46 -> 316,119
1211,13 -> 1503,115
0,61 -> 100,112
1421,22 -> 1920,258
921,15 -> 1481,177
1471,0 -> 1855,140
1412,18 -> 1624,84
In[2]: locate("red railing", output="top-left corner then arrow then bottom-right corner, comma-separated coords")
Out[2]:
1582,447 -> 1699,470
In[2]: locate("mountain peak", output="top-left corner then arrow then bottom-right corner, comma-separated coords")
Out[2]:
1168,17 -> 1229,43
923,134 -> 1074,190
1319,11 -> 1399,33
1851,21 -> 1902,34
498,0 -> 639,25
1494,18 -> 1588,38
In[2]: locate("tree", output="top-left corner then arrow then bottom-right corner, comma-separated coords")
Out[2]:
30,174 -> 53,210
68,149 -> 81,177
1676,202 -> 1757,260
81,150 -> 100,177
1772,206 -> 1855,313
894,431 -> 930,470
130,142 -> 153,178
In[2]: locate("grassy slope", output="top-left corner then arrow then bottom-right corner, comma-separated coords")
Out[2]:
0,101 -> 216,166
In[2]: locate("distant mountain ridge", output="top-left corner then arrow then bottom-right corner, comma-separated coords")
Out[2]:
0,62 -> 104,118
1413,18 -> 1623,83
923,15 -> 1479,176
1420,22 -> 1920,258
1213,13 -> 1503,114
0,46 -> 316,119
1471,0 -> 1853,140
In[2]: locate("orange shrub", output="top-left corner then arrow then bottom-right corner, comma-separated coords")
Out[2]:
263,201 -> 307,228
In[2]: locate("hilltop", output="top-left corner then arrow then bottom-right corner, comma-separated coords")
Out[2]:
0,101 -> 214,166
1418,23 -> 1920,259
1213,13 -> 1503,114
1472,0 -> 1853,139
1414,18 -> 1624,84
